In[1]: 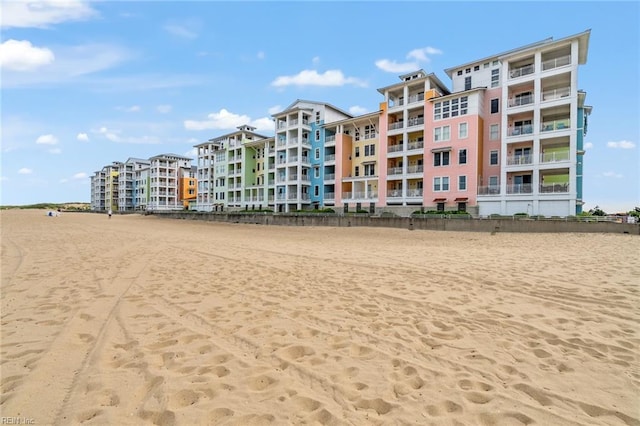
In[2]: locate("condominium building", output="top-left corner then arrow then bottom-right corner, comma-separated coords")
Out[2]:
117,158 -> 150,211
90,169 -> 106,211
147,153 -> 194,211
448,29 -> 592,217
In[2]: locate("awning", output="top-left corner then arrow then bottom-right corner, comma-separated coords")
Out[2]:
431,146 -> 452,153
454,197 -> 468,202
433,198 -> 447,202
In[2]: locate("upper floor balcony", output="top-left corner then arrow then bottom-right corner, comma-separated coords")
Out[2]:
509,63 -> 534,79
508,124 -> 534,137
541,86 -> 570,102
541,118 -> 570,133
540,150 -> 570,163
325,134 -> 336,144
387,143 -> 404,153
542,55 -> 571,72
407,116 -> 424,127
506,154 -> 533,166
407,140 -> 424,151
508,93 -> 534,108
388,121 -> 404,131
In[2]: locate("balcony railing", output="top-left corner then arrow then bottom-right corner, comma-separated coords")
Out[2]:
408,93 -> 425,104
388,122 -> 404,131
541,119 -> 570,132
324,192 -> 335,200
508,125 -> 533,136
407,165 -> 424,174
478,186 -> 500,195
387,144 -> 404,153
508,94 -> 534,107
540,183 -> 569,193
387,189 -> 403,197
289,174 -> 298,180
541,86 -> 570,102
506,155 -> 533,166
407,141 -> 424,150
325,135 -> 336,143
290,119 -> 299,126
406,189 -> 423,197
325,154 -> 336,162
506,184 -> 533,194
325,173 -> 335,180
343,192 -> 377,200
542,55 -> 571,71
388,167 -> 403,175
541,151 -> 570,163
509,64 -> 534,79
407,117 -> 424,127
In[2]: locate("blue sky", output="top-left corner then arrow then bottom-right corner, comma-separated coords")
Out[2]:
1,1 -> 638,213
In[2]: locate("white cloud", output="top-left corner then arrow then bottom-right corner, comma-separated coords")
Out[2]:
77,132 -> 89,142
164,23 -> 198,39
407,46 -> 442,62
1,0 -> 97,29
2,43 -> 130,88
375,59 -> 420,74
349,106 -> 368,115
376,45 -> 443,73
268,105 -> 282,115
36,134 -> 58,145
271,69 -> 366,88
184,108 -> 273,132
18,168 -> 33,175
156,104 -> 172,114
116,105 -> 141,112
0,39 -> 55,71
72,172 -> 88,180
584,142 -> 593,150
312,56 -> 320,65
602,171 -> 623,179
607,140 -> 636,149
95,126 -> 161,144
184,147 -> 198,158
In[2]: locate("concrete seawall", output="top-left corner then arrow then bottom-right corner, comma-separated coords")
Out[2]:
147,212 -> 640,234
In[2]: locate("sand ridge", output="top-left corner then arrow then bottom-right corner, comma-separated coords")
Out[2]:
1,209 -> 638,425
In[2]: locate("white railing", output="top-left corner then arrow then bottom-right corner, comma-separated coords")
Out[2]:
542,55 -> 571,71
387,190 -> 402,197
324,192 -> 335,200
541,86 -> 570,102
324,173 -> 335,180
539,183 -> 569,193
289,156 -> 299,163
406,189 -> 423,197
325,154 -> 336,162
407,141 -> 424,150
387,144 -> 404,153
388,167 -> 403,175
407,165 -> 424,174
388,122 -> 404,131
407,117 -> 424,127
325,135 -> 336,143
289,137 -> 298,145
506,184 -> 533,194
506,155 -> 533,166
508,125 -> 533,136
290,119 -> 299,126
408,93 -> 425,104
289,174 -> 298,180
541,119 -> 570,132
478,186 -> 500,195
540,151 -> 570,163
508,94 -> 534,107
509,64 -> 534,78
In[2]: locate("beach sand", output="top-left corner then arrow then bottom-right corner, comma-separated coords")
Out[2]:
1,209 -> 638,425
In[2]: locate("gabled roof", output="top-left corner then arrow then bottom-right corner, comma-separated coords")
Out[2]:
376,71 -> 450,96
149,153 -> 192,160
272,99 -> 353,119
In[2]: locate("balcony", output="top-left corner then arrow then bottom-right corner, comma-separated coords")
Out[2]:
506,184 -> 533,194
540,151 -> 570,163
387,189 -> 403,198
325,135 -> 336,143
509,64 -> 534,79
508,94 -> 534,108
542,87 -> 570,102
542,55 -> 571,71
408,93 -> 425,104
324,192 -> 335,200
407,141 -> 424,151
388,122 -> 404,131
540,183 -> 569,193
388,167 -> 403,175
541,118 -> 570,132
325,154 -> 336,162
407,165 -> 424,174
506,155 -> 533,166
478,186 -> 500,195
325,173 -> 335,181
387,144 -> 404,153
508,125 -> 534,137
406,189 -> 423,197
407,117 -> 424,127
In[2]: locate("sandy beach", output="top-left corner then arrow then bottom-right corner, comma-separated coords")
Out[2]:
1,209 -> 638,426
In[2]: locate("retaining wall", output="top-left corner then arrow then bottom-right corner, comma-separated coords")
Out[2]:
148,212 -> 639,234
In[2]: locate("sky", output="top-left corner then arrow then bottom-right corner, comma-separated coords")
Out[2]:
1,1 -> 638,213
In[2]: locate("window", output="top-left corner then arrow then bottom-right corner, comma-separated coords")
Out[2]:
315,111 -> 321,124
465,68 -> 471,74
434,151 -> 450,167
489,176 -> 498,188
459,175 -> 467,191
364,144 -> 375,156
490,124 -> 500,140
364,124 -> 376,139
483,62 -> 490,68
434,126 -> 450,142
314,186 -> 319,196
474,65 -> 480,71
490,150 -> 499,165
459,122 -> 468,138
459,149 -> 467,164
434,96 -> 467,120
465,76 -> 471,91
315,130 -> 320,141
364,164 -> 375,176
491,98 -> 499,114
491,69 -> 500,88
492,60 -> 499,66
355,166 -> 360,177
355,146 -> 360,157
314,167 -> 320,178
315,148 -> 320,159
433,176 -> 450,191
457,70 -> 463,76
